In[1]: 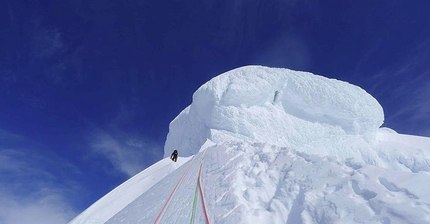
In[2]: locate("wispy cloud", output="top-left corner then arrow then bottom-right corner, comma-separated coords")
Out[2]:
410,81 -> 430,120
29,18 -> 68,85
90,130 -> 162,177
383,50 -> 430,122
2,6 -> 84,108
87,102 -> 163,177
0,191 -> 76,224
0,129 -> 23,141
408,81 -> 430,137
1,8 -> 84,115
368,37 -> 430,136
0,146 -> 79,224
353,39 -> 382,80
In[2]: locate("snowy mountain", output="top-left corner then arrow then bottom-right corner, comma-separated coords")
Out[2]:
69,66 -> 430,224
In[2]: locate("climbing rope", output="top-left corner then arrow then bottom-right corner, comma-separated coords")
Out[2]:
153,149 -> 211,224
198,159 -> 211,224
153,155 -> 196,224
189,178 -> 199,224
189,149 -> 211,224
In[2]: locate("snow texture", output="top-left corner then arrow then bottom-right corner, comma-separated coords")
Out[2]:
70,66 -> 430,224
68,156 -> 190,224
164,65 -> 384,158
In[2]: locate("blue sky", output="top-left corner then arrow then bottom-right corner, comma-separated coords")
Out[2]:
1,0 -> 429,222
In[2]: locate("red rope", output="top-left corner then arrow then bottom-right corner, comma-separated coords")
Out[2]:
153,156 -> 195,224
153,149 -> 212,224
198,167 -> 211,223
198,150 -> 211,224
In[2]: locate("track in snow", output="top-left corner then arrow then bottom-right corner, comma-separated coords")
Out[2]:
107,149 -> 211,224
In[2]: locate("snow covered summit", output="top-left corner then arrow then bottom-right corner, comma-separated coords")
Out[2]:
165,65 -> 384,159
70,66 -> 430,224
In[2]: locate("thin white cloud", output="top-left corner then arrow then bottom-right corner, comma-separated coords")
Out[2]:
90,130 -> 162,177
0,136 -> 80,224
387,60 -> 430,122
0,151 -> 26,173
411,81 -> 430,120
367,36 -> 430,137
88,102 -> 163,177
0,129 -> 23,141
353,39 -> 382,80
0,191 -> 76,224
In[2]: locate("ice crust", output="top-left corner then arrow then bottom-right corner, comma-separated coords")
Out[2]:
165,66 -> 384,158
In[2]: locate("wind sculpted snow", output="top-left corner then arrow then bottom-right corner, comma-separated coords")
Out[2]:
70,66 -> 430,224
164,66 -> 384,158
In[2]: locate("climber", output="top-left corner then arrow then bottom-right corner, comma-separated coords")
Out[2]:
170,149 -> 178,162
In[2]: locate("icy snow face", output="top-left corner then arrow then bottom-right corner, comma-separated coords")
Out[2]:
164,66 -> 383,157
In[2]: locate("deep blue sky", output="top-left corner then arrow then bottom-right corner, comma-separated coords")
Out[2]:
1,0 -> 429,222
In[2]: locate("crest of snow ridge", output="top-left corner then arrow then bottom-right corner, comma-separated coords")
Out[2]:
164,66 -> 384,157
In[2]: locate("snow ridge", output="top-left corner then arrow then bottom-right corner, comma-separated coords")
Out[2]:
70,66 -> 430,224
108,141 -> 430,224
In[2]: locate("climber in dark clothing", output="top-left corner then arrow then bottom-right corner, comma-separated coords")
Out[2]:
170,150 -> 178,162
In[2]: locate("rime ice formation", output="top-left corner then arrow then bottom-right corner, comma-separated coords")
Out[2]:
164,66 -> 384,158
70,66 -> 430,224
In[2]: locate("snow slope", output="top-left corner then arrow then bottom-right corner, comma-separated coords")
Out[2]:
68,156 -> 191,224
70,66 -> 430,224
109,137 -> 430,224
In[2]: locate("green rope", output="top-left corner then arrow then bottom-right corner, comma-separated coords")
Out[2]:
190,178 -> 199,224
